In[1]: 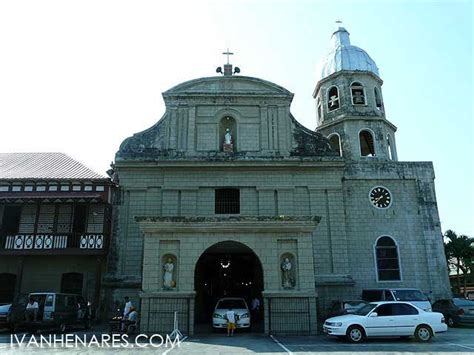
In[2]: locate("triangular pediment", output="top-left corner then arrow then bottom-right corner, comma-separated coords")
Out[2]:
163,76 -> 293,97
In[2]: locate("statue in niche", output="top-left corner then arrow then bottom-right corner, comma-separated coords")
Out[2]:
281,256 -> 295,289
223,128 -> 234,152
224,128 -> 232,144
163,257 -> 176,290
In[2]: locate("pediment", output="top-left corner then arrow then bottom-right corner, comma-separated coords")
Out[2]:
163,76 -> 293,97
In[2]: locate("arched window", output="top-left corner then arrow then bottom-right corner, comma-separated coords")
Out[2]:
375,236 -> 401,281
327,86 -> 340,111
317,97 -> 322,120
359,130 -> 375,157
374,87 -> 383,109
351,82 -> 366,105
328,134 -> 342,156
387,134 -> 394,160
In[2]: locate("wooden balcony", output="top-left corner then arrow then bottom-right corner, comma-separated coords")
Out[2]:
0,233 -> 108,256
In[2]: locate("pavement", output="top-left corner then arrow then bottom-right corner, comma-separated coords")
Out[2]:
0,325 -> 473,354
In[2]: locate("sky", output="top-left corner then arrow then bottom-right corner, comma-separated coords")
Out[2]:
0,0 -> 472,236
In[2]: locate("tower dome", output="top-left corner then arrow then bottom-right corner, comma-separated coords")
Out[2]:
318,27 -> 379,81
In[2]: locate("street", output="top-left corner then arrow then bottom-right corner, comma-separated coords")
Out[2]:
1,326 -> 473,354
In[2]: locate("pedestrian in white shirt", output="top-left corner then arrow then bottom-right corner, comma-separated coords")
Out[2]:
25,297 -> 39,321
226,309 -> 236,337
121,306 -> 138,332
123,296 -> 132,319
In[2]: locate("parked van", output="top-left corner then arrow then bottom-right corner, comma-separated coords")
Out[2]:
10,292 -> 91,333
361,288 -> 432,312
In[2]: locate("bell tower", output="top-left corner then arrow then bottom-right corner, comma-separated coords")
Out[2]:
314,26 -> 398,161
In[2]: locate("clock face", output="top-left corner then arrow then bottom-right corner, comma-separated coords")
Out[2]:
369,186 -> 392,209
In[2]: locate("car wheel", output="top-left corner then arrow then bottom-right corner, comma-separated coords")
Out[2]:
415,325 -> 432,342
58,323 -> 67,333
346,325 -> 365,343
446,316 -> 455,328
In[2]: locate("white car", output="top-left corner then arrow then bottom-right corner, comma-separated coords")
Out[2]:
323,301 -> 447,343
212,298 -> 251,329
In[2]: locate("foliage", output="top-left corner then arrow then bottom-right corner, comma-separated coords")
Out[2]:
444,230 -> 474,295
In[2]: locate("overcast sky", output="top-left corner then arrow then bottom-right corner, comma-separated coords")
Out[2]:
0,0 -> 472,236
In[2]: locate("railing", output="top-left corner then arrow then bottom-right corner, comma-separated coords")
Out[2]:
268,297 -> 311,334
0,233 -> 108,254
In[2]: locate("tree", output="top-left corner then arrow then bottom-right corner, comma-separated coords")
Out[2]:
444,230 -> 474,295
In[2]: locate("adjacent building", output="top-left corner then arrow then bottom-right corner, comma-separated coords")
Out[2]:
0,153 -> 113,313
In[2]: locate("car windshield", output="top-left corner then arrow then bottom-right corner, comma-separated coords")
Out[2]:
392,290 -> 428,301
344,301 -> 366,307
354,303 -> 377,316
453,298 -> 474,307
216,300 -> 246,309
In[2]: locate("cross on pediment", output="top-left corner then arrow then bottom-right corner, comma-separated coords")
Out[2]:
223,49 -> 234,64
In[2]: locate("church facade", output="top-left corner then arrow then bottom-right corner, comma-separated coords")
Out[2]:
106,27 -> 451,335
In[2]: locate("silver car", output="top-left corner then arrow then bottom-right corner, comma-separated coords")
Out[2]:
453,298 -> 474,324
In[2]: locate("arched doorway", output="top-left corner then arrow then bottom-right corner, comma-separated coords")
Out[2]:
0,273 -> 17,303
194,241 -> 264,333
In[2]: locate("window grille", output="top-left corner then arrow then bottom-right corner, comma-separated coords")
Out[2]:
215,188 -> 240,214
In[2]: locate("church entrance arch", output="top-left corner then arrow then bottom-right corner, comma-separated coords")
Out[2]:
194,241 -> 264,333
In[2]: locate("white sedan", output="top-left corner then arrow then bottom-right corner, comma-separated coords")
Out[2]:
323,301 -> 447,343
212,298 -> 251,329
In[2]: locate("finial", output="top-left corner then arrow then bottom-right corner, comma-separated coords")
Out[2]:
216,49 -> 240,76
332,20 -> 350,47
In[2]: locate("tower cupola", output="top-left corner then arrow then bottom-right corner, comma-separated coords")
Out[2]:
319,27 -> 380,82
313,25 -> 398,162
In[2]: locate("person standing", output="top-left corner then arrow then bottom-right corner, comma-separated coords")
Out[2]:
226,308 -> 236,337
251,297 -> 260,320
25,296 -> 39,321
121,306 -> 138,332
123,296 -> 132,319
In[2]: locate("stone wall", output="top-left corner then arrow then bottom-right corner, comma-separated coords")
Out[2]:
343,161 -> 450,299
109,158 -> 451,326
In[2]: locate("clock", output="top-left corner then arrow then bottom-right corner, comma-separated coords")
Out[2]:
369,186 -> 392,209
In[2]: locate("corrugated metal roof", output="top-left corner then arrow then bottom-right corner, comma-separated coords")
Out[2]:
0,153 -> 107,180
